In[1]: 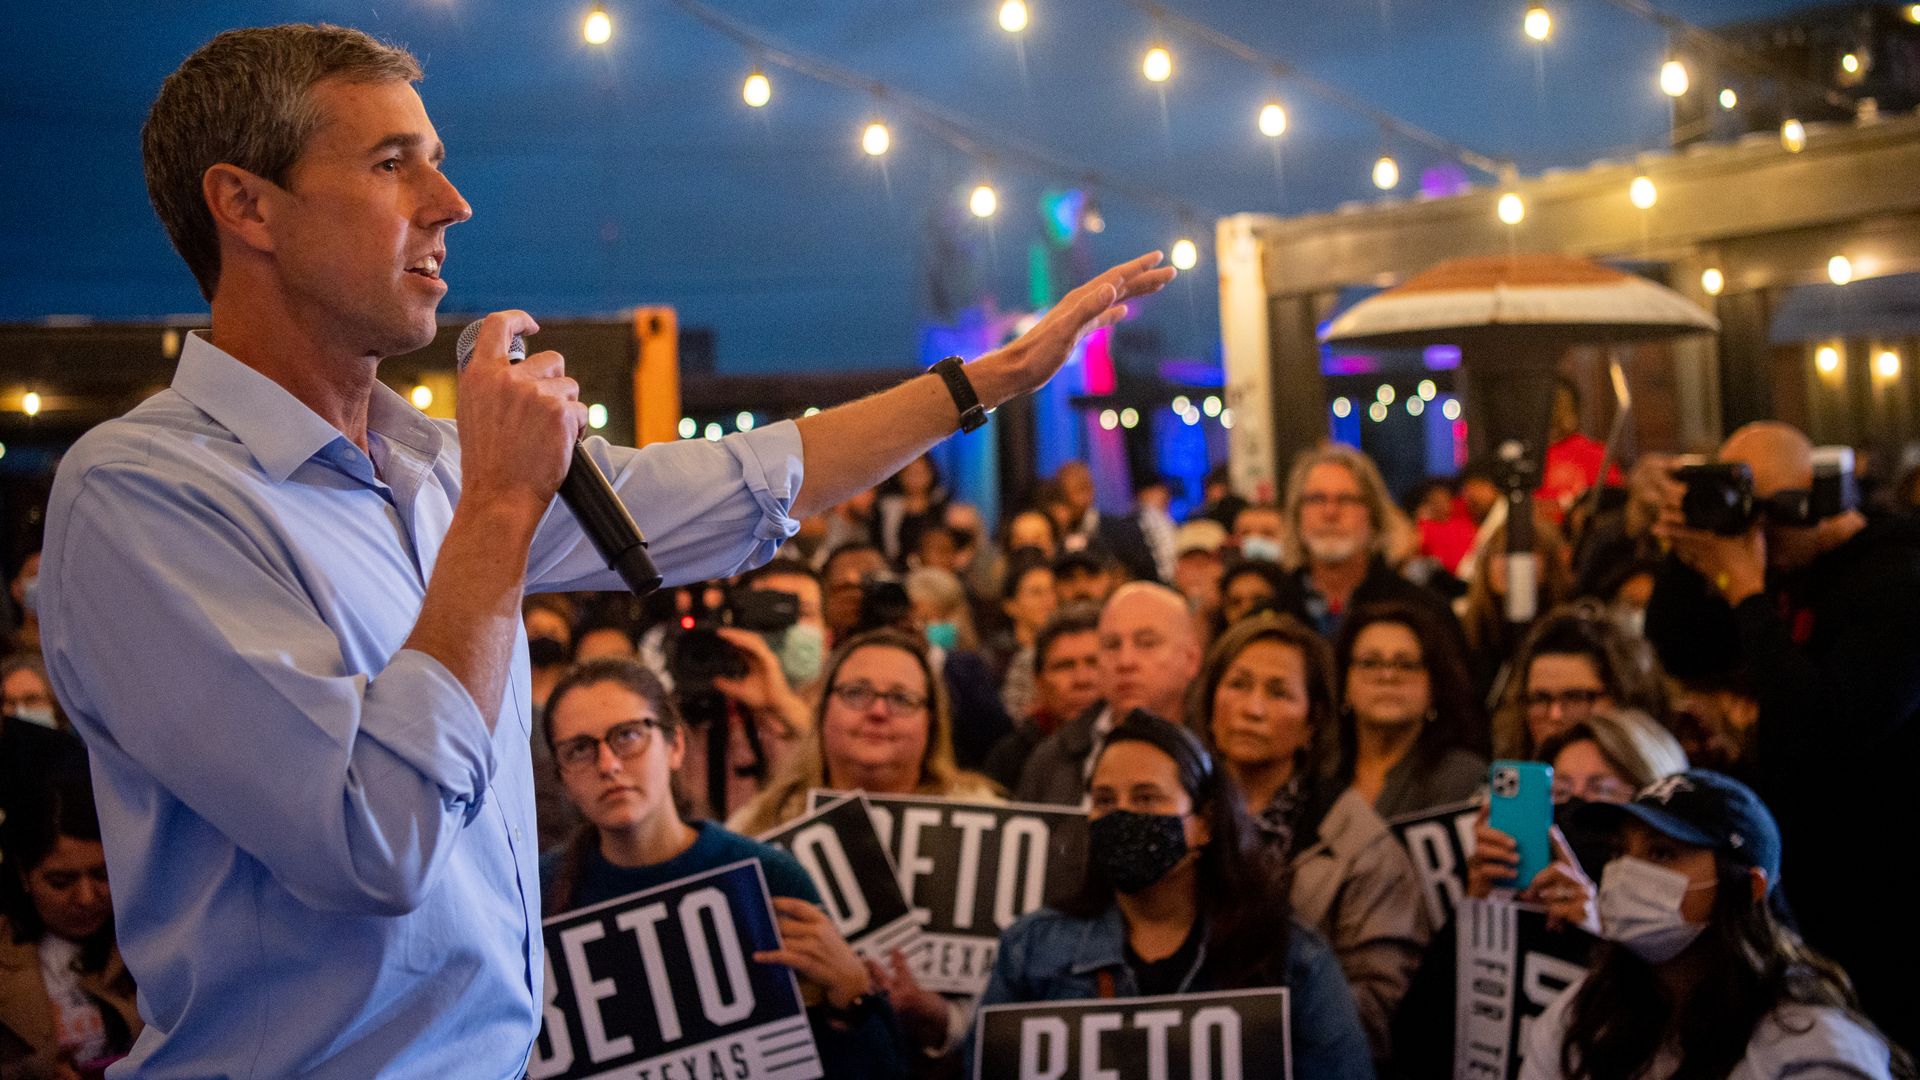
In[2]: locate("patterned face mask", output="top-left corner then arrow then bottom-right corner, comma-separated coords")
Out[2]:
1089,810 -> 1190,893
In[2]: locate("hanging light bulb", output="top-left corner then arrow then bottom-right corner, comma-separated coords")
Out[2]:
970,184 -> 998,218
1719,87 -> 1738,109
1171,237 -> 1198,270
1523,6 -> 1551,42
1876,350 -> 1901,379
1659,60 -> 1690,97
1497,191 -> 1526,225
409,384 -> 434,410
1841,52 -> 1861,75
998,0 -> 1029,33
1372,155 -> 1400,190
21,391 -> 42,417
1143,45 -> 1173,83
1828,255 -> 1854,285
1258,101 -> 1288,138
742,69 -> 771,108
1815,346 -> 1840,374
1780,118 -> 1807,153
862,121 -> 891,156
1701,267 -> 1725,296
582,4 -> 612,45
1629,175 -> 1657,209
588,404 -> 610,430
1082,200 -> 1106,234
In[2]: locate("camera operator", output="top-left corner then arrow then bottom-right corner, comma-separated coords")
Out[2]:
1646,420 -> 1920,1051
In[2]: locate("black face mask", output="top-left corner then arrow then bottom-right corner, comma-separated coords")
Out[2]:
1089,810 -> 1191,893
528,635 -> 571,669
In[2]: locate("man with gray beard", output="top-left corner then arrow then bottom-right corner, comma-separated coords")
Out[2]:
1278,444 -> 1460,641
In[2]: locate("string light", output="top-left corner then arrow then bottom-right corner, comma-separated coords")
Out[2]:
1780,118 -> 1807,153
1202,395 -> 1223,417
1372,155 -> 1400,190
1629,175 -> 1657,209
1908,4 -> 1920,24
1719,88 -> 1738,109
1258,102 -> 1288,138
1172,395 -> 1191,413
1840,52 -> 1860,75
704,422 -> 723,441
583,4 -> 612,45
1828,255 -> 1853,286
1659,60 -> 1690,97
1170,237 -> 1199,270
1220,408 -> 1234,428
1142,45 -> 1173,83
1181,408 -> 1200,426
1701,267 -> 1725,296
1333,396 -> 1352,418
1368,401 -> 1389,423
1119,408 -> 1140,429
1443,399 -> 1463,421
1418,379 -> 1437,400
742,69 -> 771,108
678,416 -> 698,439
1376,384 -> 1396,405
588,404 -> 610,429
1099,409 -> 1120,430
969,184 -> 998,218
1497,191 -> 1526,225
1876,350 -> 1901,379
1815,346 -> 1840,375
861,121 -> 891,156
409,384 -> 434,410
803,406 -> 821,417
1523,6 -> 1551,42
1407,396 -> 1426,417
998,0 -> 1029,33
21,391 -> 41,417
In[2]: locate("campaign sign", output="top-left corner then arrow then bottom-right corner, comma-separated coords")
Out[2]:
1387,799 -> 1481,930
1453,897 -> 1594,1080
807,790 -> 1087,996
973,989 -> 1292,1080
527,859 -> 822,1080
758,793 -> 921,959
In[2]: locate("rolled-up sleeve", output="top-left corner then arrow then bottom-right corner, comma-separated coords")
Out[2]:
525,421 -> 804,592
46,460 -> 490,916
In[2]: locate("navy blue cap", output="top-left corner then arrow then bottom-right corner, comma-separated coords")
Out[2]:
1578,769 -> 1783,892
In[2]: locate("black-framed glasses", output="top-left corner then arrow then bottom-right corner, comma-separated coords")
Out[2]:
829,682 -> 928,718
1523,688 -> 1607,715
1350,655 -> 1425,677
553,719 -> 662,773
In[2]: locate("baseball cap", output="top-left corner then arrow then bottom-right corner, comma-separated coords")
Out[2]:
1174,519 -> 1228,556
1577,769 -> 1783,892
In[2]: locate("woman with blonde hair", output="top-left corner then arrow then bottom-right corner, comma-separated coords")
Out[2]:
727,628 -> 998,836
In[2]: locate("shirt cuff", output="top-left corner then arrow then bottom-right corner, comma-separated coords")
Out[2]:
729,421 -> 805,544
360,648 -> 497,823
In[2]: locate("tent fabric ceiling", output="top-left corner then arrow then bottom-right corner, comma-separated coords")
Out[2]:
0,0 -> 1817,374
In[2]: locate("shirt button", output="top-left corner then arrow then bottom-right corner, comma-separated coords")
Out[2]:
512,825 -> 524,843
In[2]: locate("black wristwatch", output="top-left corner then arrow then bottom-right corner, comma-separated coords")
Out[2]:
819,988 -> 888,1027
929,355 -> 989,433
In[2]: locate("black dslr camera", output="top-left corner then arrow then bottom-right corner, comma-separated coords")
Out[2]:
1675,447 -> 1858,536
665,584 -> 801,815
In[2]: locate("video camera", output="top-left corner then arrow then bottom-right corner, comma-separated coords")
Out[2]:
1675,447 -> 1859,536
665,584 -> 802,816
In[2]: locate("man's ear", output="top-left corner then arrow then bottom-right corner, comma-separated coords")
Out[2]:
202,163 -> 281,257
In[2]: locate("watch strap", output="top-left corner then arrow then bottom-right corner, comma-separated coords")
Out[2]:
929,356 -> 989,433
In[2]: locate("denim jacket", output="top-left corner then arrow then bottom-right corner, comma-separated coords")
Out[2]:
966,905 -> 1376,1080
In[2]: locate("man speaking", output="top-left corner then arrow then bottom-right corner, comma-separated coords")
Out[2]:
37,24 -> 1172,1079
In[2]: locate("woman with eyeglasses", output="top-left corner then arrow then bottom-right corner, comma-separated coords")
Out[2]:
968,711 -> 1375,1080
1490,604 -> 1670,761
1520,771 -> 1910,1080
1334,600 -> 1489,820
539,658 -> 907,1080
1191,611 -> 1428,1064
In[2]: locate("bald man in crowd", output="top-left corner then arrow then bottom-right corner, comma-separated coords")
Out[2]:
1013,581 -> 1202,805
1647,420 -> 1920,1050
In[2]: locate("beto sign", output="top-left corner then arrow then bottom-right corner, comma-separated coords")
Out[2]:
973,988 -> 1292,1080
758,793 -> 920,959
528,859 -> 821,1080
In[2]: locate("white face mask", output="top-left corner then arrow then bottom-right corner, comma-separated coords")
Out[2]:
9,705 -> 57,729
1239,535 -> 1283,563
1598,855 -> 1711,963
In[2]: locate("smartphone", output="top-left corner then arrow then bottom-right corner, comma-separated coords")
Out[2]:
1487,760 -> 1554,888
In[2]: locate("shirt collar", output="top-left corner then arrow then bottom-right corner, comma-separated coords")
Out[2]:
1067,906 -> 1130,975
170,332 -> 443,483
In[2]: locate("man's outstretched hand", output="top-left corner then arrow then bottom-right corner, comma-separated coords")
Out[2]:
972,251 -> 1177,408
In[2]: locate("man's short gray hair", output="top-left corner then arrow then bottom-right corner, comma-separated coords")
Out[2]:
142,24 -> 422,301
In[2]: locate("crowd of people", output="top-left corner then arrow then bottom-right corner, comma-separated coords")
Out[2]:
5,414 -> 1918,1079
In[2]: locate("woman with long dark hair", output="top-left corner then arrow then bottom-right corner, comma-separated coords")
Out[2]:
1521,771 -> 1910,1080
1190,611 -> 1429,1063
1,781 -> 141,1077
1334,599 -> 1489,819
539,658 -> 906,1079
1489,602 -> 1670,762
971,711 -> 1374,1079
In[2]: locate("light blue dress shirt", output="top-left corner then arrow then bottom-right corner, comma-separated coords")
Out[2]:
38,332 -> 803,1079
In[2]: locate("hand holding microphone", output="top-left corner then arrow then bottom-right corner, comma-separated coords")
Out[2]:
454,312 -> 662,595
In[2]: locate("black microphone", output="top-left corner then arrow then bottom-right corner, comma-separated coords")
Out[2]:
454,320 -> 663,596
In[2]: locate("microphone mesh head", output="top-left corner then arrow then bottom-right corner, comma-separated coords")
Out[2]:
454,319 -> 526,370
